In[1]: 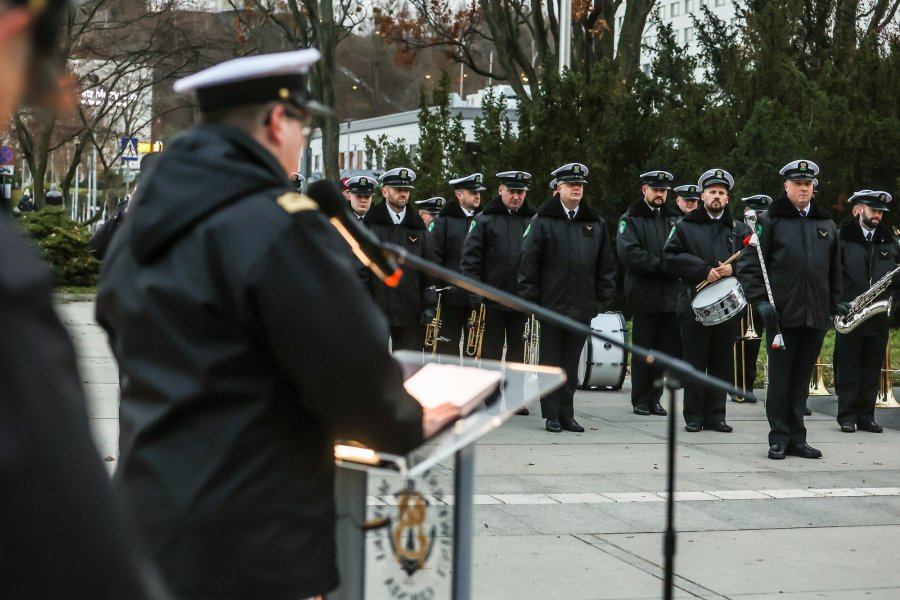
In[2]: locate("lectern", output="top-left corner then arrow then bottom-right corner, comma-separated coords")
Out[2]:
329,351 -> 565,600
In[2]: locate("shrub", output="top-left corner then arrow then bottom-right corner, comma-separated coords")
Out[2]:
16,207 -> 99,287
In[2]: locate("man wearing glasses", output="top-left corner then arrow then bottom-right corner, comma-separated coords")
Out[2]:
96,50 -> 454,599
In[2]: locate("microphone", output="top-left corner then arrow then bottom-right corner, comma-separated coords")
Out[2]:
308,180 -> 403,288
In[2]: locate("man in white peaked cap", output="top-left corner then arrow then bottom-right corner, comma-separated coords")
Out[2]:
96,50 -> 456,599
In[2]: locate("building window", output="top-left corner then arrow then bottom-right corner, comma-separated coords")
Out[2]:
671,2 -> 679,17
338,153 -> 344,170
715,0 -> 724,5
357,150 -> 364,169
684,27 -> 694,42
409,144 -> 418,158
642,35 -> 651,47
642,63 -> 651,75
314,155 -> 320,171
617,16 -> 623,30
684,0 -> 691,12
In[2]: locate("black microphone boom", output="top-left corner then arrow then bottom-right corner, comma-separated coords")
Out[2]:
308,180 -> 403,288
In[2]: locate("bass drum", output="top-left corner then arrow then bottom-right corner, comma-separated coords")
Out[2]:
578,312 -> 628,390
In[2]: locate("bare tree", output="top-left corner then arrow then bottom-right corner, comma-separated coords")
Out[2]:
11,0 -> 222,210
372,0 -> 657,101
228,0 -> 370,181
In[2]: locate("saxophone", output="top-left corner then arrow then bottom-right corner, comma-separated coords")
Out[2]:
834,264 -> 900,333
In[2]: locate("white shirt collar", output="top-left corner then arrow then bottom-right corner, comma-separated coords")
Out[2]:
798,205 -> 810,216
389,206 -> 406,224
561,199 -> 579,218
706,210 -> 722,221
461,207 -> 475,217
861,222 -> 875,238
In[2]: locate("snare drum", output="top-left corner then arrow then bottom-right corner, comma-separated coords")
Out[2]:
691,278 -> 746,326
578,312 -> 628,390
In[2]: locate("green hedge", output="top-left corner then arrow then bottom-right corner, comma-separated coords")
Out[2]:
16,207 -> 99,287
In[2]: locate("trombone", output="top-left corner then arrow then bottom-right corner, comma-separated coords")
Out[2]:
733,304 -> 759,401
523,314 -> 541,364
465,302 -> 487,358
808,355 -> 832,396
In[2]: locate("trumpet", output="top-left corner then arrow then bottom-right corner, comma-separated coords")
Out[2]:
523,314 -> 541,364
465,303 -> 487,358
424,289 -> 446,355
732,304 -> 760,401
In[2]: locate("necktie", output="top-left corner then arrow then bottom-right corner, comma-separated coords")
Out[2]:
866,231 -> 873,242
568,210 -> 575,220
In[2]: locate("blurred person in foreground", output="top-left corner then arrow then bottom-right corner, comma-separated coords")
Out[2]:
0,0 -> 167,597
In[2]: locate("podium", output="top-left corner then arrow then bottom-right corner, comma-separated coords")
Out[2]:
329,351 -> 565,600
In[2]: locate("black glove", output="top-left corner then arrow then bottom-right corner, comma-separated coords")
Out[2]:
835,301 -> 851,317
420,308 -> 436,325
756,301 -> 778,326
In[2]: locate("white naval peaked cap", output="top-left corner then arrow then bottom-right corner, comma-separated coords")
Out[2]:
698,168 -> 734,190
173,49 -> 330,116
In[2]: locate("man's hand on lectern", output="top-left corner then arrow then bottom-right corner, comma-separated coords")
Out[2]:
422,402 -> 461,439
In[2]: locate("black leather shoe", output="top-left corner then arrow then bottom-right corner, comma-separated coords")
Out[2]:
858,421 -> 883,433
768,444 -> 786,460
560,417 -> 584,432
516,407 -> 530,416
649,403 -> 668,416
684,422 -> 701,433
633,404 -> 650,416
804,406 -> 812,416
839,423 -> 856,433
545,418 -> 562,433
786,443 -> 822,459
713,421 -> 733,433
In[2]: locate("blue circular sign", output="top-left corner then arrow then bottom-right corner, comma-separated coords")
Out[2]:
0,146 -> 13,165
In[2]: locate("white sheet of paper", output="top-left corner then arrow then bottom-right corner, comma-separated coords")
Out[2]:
404,363 -> 502,415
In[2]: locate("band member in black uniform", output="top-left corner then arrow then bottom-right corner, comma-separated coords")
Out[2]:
737,159 -> 845,460
617,170 -> 681,416
834,190 -> 900,433
665,169 -> 750,432
430,173 -> 485,355
731,194 -> 772,403
461,170 -> 537,414
97,52 -> 460,599
519,163 -> 617,432
673,183 -> 700,216
365,167 -> 438,350
345,174 -> 376,220
416,196 -> 445,227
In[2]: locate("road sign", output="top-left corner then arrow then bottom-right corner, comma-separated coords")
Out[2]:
137,141 -> 152,154
0,146 -> 13,165
121,137 -> 139,161
0,165 -> 13,176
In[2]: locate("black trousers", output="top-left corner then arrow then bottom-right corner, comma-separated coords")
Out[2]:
734,308 -> 763,396
538,323 -> 586,420
391,325 -> 422,352
765,327 -> 827,447
681,315 -> 738,426
435,304 -> 468,357
834,329 -> 888,427
481,308 -> 528,363
631,312 -> 680,407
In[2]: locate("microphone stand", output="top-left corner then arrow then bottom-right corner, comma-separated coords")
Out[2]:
378,241 -> 757,600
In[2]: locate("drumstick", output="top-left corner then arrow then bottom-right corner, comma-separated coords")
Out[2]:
695,250 -> 742,291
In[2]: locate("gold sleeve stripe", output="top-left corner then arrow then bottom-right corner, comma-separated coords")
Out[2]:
276,192 -> 318,214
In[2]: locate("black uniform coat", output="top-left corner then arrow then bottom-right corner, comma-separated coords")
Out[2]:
460,196 -> 536,310
1,217 -> 167,599
364,201 -> 437,327
736,195 -> 841,330
96,123 -> 424,600
430,199 -> 482,306
663,208 -> 752,314
617,200 -> 682,313
518,197 -> 617,323
837,220 -> 900,335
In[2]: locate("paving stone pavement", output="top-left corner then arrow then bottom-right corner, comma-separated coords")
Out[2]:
57,299 -> 900,599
